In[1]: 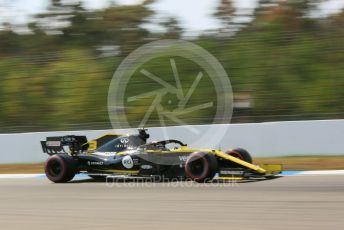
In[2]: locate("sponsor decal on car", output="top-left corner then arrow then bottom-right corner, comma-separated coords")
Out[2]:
62,136 -> 75,142
141,165 -> 153,170
46,141 -> 61,147
87,161 -> 104,166
122,155 -> 134,169
178,155 -> 188,162
120,137 -> 129,144
220,170 -> 244,176
93,152 -> 116,156
133,158 -> 139,165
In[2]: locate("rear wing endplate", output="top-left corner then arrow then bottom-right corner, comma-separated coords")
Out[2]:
41,135 -> 88,155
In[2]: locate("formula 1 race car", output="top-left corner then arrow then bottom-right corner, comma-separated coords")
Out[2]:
41,129 -> 282,183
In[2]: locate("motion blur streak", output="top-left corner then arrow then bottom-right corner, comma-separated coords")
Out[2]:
0,176 -> 343,230
0,1 -> 344,132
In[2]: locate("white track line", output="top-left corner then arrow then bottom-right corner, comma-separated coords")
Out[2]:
0,174 -> 43,179
300,170 -> 344,175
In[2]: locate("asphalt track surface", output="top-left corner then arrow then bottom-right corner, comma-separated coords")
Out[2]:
0,175 -> 343,230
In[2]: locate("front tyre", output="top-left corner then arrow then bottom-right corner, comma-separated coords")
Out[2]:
185,152 -> 218,183
45,154 -> 77,183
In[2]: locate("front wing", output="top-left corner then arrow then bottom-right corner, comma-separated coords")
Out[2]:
216,164 -> 282,180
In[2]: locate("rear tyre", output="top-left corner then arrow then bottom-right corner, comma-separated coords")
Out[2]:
226,148 -> 253,163
45,154 -> 77,183
185,152 -> 218,183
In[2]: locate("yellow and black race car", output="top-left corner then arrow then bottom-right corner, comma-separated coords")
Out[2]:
41,129 -> 282,183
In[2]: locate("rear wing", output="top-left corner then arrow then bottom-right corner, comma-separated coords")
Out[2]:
41,135 -> 88,155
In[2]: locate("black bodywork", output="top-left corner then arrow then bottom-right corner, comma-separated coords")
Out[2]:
41,130 -> 196,179
41,129 -> 282,182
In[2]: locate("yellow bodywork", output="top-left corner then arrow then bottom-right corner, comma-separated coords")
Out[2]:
120,146 -> 276,175
85,133 -> 128,152
167,146 -> 268,174
259,164 -> 283,175
87,140 -> 97,151
85,134 -> 281,176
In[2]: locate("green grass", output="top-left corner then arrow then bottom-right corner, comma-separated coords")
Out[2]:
255,155 -> 344,170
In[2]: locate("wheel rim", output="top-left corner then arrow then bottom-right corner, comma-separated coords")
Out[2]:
189,158 -> 205,176
185,153 -> 210,181
48,159 -> 62,177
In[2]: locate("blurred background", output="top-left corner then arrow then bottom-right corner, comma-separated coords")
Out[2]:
0,0 -> 344,133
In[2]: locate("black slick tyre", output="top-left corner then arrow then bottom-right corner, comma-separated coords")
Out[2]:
185,152 -> 218,183
45,154 -> 77,183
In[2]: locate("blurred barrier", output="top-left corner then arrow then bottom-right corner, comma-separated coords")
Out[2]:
0,119 -> 343,164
